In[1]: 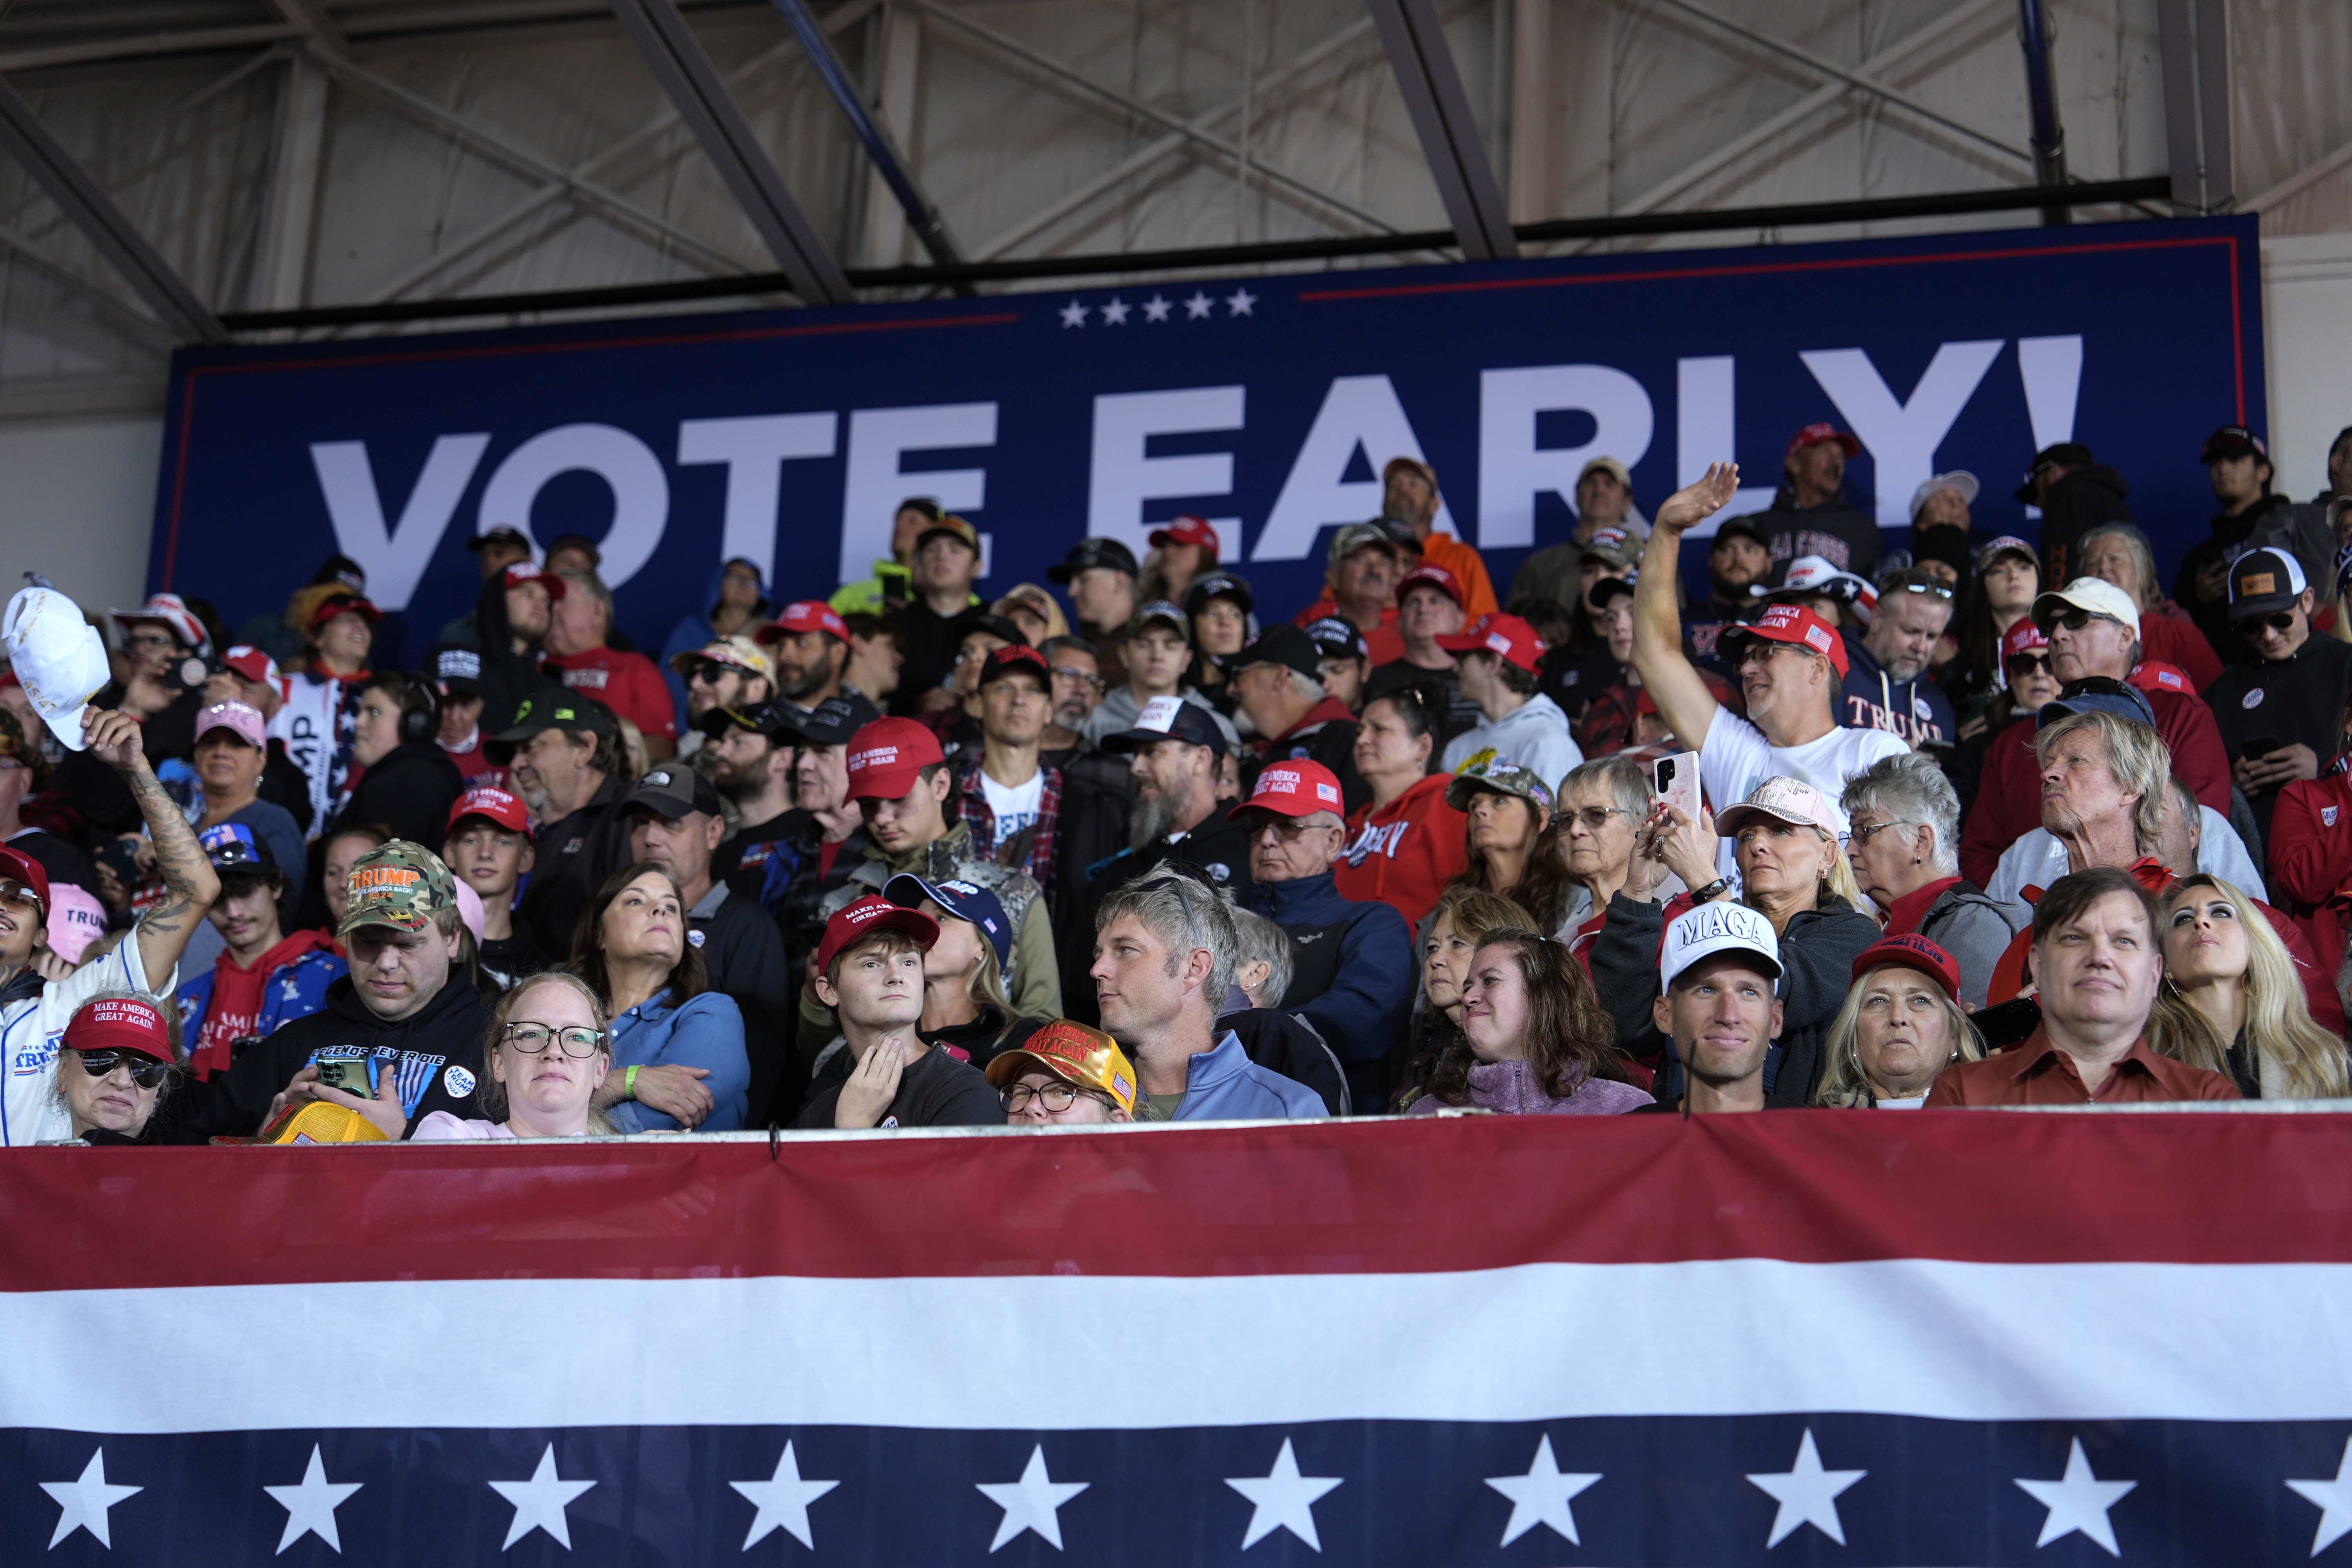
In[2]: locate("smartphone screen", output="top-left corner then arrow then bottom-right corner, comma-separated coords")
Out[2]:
315,1055 -> 379,1099
1653,750 -> 1701,822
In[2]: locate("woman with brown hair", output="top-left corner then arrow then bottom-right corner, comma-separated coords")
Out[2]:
2152,874 -> 2350,1099
569,860 -> 747,1132
1408,927 -> 1646,1115
414,972 -> 615,1140
1443,758 -> 1576,935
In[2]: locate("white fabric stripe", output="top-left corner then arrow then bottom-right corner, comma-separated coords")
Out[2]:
6,1259 -> 2349,1436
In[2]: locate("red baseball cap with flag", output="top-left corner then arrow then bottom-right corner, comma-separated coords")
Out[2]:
1227,759 -> 1347,820
844,717 -> 946,801
502,560 -> 567,601
1851,932 -> 1961,1002
1717,603 -> 1849,677
814,894 -> 939,978
1435,613 -> 1546,674
2129,661 -> 2195,696
64,994 -> 176,1063
221,645 -> 280,686
1397,563 -> 1464,609
760,600 -> 850,644
1785,422 -> 1862,459
2001,617 -> 2050,663
1149,515 -> 1220,554
448,784 -> 532,836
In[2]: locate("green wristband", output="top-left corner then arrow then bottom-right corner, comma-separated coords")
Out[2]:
624,1064 -> 641,1100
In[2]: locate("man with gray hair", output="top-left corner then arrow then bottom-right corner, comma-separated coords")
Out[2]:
542,569 -> 679,761
1840,752 -> 2024,1007
1090,868 -> 1328,1123
1230,624 -> 1370,812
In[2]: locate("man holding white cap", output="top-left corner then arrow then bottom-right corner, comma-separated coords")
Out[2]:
0,705 -> 221,1145
1632,901 -> 1784,1115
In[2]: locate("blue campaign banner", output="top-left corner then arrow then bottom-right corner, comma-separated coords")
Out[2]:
148,215 -> 2261,657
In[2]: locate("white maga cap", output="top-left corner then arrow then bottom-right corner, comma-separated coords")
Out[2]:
4,583 -> 112,751
1660,900 -> 1784,990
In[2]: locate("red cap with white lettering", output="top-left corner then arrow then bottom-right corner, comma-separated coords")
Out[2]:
448,784 -> 532,836
1227,759 -> 1347,820
64,994 -> 176,1064
813,894 -> 939,978
1718,603 -> 1849,677
1434,613 -> 1546,674
843,717 -> 946,801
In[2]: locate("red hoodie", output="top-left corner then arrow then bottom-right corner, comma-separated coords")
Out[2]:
1335,773 -> 1466,929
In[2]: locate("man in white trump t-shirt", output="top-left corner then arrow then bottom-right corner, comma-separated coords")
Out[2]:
1632,463 -> 1909,875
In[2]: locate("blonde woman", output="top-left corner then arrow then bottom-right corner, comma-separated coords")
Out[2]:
1815,935 -> 1985,1108
883,873 -> 1044,1067
414,972 -> 614,1140
2152,875 -> 2350,1099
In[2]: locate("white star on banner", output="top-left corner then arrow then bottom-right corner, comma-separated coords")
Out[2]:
2016,1436 -> 2136,1556
1183,290 -> 1215,320
264,1445 -> 363,1555
1485,1435 -> 1602,1546
1142,294 -> 1173,322
488,1443 -> 596,1551
1058,300 -> 1088,328
1746,1428 -> 1866,1548
2288,1437 -> 2352,1558
1226,1437 -> 1343,1552
1225,287 -> 1257,316
731,1441 -> 838,1552
41,1448 -> 142,1549
1100,297 -> 1131,325
976,1445 -> 1088,1552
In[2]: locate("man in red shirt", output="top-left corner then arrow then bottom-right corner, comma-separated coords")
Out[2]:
1929,867 -> 2239,1105
540,570 -> 679,760
1958,577 -> 2229,885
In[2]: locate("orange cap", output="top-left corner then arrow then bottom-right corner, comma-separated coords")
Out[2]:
985,1019 -> 1137,1113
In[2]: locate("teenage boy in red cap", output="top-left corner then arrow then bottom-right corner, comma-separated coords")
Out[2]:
1365,563 -> 1481,735
810,717 -> 1058,1035
1233,760 -> 1414,1113
2,706 -> 220,1146
1754,422 -> 1878,579
1435,613 -> 1583,789
443,784 -> 552,988
794,896 -> 1001,1128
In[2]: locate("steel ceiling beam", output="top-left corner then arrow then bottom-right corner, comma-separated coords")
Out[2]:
610,0 -> 851,303
0,24 -> 301,74
0,74 -> 224,341
1365,0 -> 1515,260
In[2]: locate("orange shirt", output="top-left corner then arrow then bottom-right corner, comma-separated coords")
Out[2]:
1417,530 -> 1500,619
1925,1027 -> 2240,1106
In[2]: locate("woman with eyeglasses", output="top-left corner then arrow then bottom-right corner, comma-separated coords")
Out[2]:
1837,752 -> 2024,1008
568,861 -> 748,1133
1555,754 -> 1654,969
52,991 -> 185,1144
987,1018 -> 1136,1125
2148,875 -> 2350,1100
1409,927 -> 1646,1116
414,973 -> 616,1140
1441,758 -> 1576,936
1944,536 -> 2039,744
1336,679 -> 1466,929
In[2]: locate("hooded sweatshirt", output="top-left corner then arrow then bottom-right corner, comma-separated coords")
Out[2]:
177,929 -> 346,1078
659,557 -> 769,735
1439,692 -> 1585,792
1335,773 -> 1468,931
1838,631 -> 1956,749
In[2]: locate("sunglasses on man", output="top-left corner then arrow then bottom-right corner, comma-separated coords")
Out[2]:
2237,611 -> 2298,637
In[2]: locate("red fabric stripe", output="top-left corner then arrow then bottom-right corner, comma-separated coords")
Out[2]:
5,1112 -> 2350,1294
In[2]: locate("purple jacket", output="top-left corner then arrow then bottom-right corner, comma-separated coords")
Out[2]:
1407,1058 -> 1652,1116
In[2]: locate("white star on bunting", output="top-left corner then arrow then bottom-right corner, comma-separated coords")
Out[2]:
1225,1437 -> 1343,1551
41,1448 -> 142,1549
1746,1428 -> 1866,1548
1225,287 -> 1257,316
1485,1435 -> 1602,1546
488,1443 -> 596,1551
264,1445 -> 363,1555
1058,300 -> 1088,328
1100,296 -> 1131,325
1183,290 -> 1215,319
731,1441 -> 838,1552
976,1445 -> 1088,1552
2016,1436 -> 2136,1556
1142,294 -> 1172,322
2288,1437 -> 2352,1558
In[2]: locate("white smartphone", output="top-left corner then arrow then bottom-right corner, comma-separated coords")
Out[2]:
1652,750 -> 1700,823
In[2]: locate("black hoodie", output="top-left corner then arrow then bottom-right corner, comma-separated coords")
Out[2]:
2035,464 -> 2132,586
160,969 -> 492,1143
469,570 -> 548,737
331,739 -> 466,855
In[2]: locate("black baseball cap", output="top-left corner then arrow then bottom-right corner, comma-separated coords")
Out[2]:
2201,425 -> 2269,465
486,684 -> 612,764
431,645 -> 482,696
965,612 -> 1031,649
468,526 -> 530,555
777,693 -> 881,749
979,644 -> 1052,691
1100,694 -> 1228,758
2013,443 -> 2095,503
1711,516 -> 1768,549
1184,572 -> 1254,617
1046,537 -> 1140,584
1303,616 -> 1367,661
1233,624 -> 1328,684
2226,547 -> 2308,621
625,764 -> 723,821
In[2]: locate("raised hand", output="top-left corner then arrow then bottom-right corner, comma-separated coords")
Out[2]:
80,709 -> 146,772
1651,462 -> 1742,536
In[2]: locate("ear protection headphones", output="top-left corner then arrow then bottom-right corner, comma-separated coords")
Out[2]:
396,673 -> 439,746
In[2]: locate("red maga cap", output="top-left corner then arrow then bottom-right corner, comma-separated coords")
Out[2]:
64,994 -> 175,1063
221,645 -> 280,686
1435,613 -> 1545,674
1721,603 -> 1848,677
1397,563 -> 1464,609
1851,933 -> 1961,1000
843,717 -> 946,801
762,600 -> 850,643
2001,617 -> 2051,662
448,784 -> 532,835
1227,759 -> 1346,821
502,561 -> 567,600
0,845 -> 50,914
814,894 -> 939,976
1785,422 -> 1862,459
1149,515 -> 1220,553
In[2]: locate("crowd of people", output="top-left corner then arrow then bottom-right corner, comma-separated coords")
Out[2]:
5,417 -> 2352,1145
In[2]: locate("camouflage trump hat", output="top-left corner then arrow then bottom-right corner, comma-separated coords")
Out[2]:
337,839 -> 459,938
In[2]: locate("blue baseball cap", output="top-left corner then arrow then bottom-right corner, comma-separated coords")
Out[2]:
883,873 -> 1012,969
2037,677 -> 2155,731
197,821 -> 272,872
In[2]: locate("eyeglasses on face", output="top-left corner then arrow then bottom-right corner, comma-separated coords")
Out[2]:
0,879 -> 39,916
1049,666 -> 1105,690
1001,1081 -> 1109,1113
126,633 -> 175,651
2238,611 -> 2297,636
502,1022 -> 608,1058
685,660 -> 739,685
76,1051 -> 170,1088
2051,608 -> 2123,634
1566,806 -> 1633,831
1847,818 -> 1920,845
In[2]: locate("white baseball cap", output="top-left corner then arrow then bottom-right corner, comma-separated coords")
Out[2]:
4,582 -> 113,752
2031,575 -> 2141,639
1909,470 -> 1980,516
1660,900 -> 1784,990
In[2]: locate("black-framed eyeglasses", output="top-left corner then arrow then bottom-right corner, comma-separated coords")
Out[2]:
502,1022 -> 608,1058
1001,1081 -> 1110,1113
2238,611 -> 2297,636
1848,818 -> 1920,844
1049,665 -> 1105,690
75,1051 -> 170,1089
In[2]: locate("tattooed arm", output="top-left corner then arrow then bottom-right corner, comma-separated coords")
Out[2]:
81,708 -> 221,985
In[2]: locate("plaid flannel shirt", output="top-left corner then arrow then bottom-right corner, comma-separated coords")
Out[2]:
956,753 -> 1063,906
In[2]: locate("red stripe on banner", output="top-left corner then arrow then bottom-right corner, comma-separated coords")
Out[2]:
4,1112 -> 2350,1294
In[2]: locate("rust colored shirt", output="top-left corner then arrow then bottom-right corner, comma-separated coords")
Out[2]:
1925,1026 -> 2241,1107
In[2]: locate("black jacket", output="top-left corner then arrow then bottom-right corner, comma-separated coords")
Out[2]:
717,808 -> 802,913
921,1005 -> 1045,1073
517,775 -> 634,958
772,820 -> 872,999
1754,493 -> 1880,580
1588,890 -> 1879,1108
1067,812 -> 1257,1026
886,600 -> 982,716
2174,494 -> 2336,656
1221,1006 -> 1350,1116
466,570 -> 548,736
1250,711 -> 1371,815
794,1039 -> 1003,1129
160,971 -> 493,1142
2035,464 -> 2132,585
2205,636 -> 2352,848
689,881 -> 796,1126
332,739 -> 465,855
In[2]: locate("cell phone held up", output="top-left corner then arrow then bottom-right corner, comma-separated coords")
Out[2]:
1653,750 -> 1701,825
